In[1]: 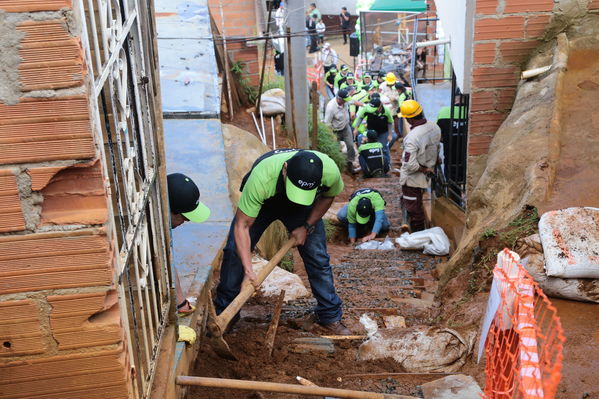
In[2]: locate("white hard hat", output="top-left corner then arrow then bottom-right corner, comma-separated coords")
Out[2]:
324,42 -> 330,48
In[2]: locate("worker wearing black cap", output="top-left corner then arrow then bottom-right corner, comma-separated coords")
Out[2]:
167,173 -> 211,316
352,96 -> 394,165
215,149 -> 351,335
357,129 -> 390,178
336,188 -> 390,243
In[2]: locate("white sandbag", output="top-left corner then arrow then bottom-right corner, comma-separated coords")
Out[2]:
358,326 -> 475,373
260,88 -> 286,115
395,227 -> 450,256
252,255 -> 310,301
522,255 -> 599,303
539,207 -> 599,278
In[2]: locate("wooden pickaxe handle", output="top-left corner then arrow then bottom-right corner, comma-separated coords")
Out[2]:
215,237 -> 296,333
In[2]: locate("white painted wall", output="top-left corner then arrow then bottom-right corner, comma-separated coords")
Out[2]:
434,0 -> 475,93
306,0 -> 356,16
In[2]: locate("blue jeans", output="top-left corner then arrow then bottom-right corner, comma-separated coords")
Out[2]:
336,204 -> 390,237
376,132 -> 391,166
215,208 -> 343,324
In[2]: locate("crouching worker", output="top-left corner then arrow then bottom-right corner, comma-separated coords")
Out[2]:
357,129 -> 390,178
337,188 -> 390,243
214,149 -> 351,335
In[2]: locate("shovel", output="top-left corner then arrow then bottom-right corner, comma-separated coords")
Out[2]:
206,237 -> 296,360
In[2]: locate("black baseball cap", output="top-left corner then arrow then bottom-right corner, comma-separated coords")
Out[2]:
356,197 -> 373,224
285,151 -> 323,206
337,89 -> 350,101
167,173 -> 211,223
370,97 -> 381,107
366,129 -> 378,142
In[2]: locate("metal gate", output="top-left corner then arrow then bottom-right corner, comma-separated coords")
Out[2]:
77,1 -> 172,398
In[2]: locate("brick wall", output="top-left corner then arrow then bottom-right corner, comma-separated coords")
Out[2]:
0,2 -> 131,398
468,0 -> 555,158
209,0 -> 260,85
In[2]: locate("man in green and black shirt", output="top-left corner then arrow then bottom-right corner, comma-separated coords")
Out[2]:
334,64 -> 350,90
352,97 -> 394,165
357,130 -> 389,177
324,66 -> 337,99
215,149 -> 351,335
337,188 -> 390,243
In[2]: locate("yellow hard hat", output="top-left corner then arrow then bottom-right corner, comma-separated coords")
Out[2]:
385,72 -> 396,85
399,100 -> 423,118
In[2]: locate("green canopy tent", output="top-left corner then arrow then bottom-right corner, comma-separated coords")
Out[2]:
369,0 -> 427,12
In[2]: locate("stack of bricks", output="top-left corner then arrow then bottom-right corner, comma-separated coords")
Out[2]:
208,0 -> 260,85
469,0 -> 556,157
0,2 -> 131,398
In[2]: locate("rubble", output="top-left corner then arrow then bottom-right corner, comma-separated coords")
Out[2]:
252,255 -> 310,301
421,374 -> 483,399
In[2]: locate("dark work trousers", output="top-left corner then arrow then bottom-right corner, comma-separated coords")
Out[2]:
342,27 -> 350,43
215,198 -> 343,324
401,185 -> 425,232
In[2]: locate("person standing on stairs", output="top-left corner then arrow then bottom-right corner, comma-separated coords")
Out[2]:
324,88 -> 360,172
214,149 -> 352,335
337,188 -> 390,243
398,100 -> 441,232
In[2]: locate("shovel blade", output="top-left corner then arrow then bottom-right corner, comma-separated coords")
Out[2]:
208,335 -> 238,361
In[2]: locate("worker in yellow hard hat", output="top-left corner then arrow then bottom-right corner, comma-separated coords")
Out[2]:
398,100 -> 441,232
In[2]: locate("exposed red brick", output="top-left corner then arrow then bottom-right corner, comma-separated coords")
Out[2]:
474,42 -> 496,64
526,14 -> 552,38
0,230 -> 113,295
48,291 -> 122,351
36,161 -> 108,226
504,0 -> 554,13
589,0 -> 599,10
469,135 -> 494,155
472,66 -> 520,88
0,0 -> 72,12
0,169 -> 25,233
499,40 -> 541,63
0,96 -> 95,165
475,17 -> 525,40
28,166 -> 67,191
495,88 -> 517,111
470,91 -> 495,112
470,112 -> 508,135
476,0 -> 498,14
0,299 -> 47,358
17,20 -> 85,91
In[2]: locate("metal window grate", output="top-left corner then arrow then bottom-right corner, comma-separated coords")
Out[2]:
77,1 -> 171,397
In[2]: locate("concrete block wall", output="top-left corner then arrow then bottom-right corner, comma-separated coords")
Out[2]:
0,2 -> 131,398
208,0 -> 260,85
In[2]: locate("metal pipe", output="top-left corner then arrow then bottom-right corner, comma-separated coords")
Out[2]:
260,106 -> 267,145
251,112 -> 263,142
271,116 -> 276,150
416,38 -> 450,48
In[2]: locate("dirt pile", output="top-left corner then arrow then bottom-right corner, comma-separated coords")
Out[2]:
441,14 -> 599,286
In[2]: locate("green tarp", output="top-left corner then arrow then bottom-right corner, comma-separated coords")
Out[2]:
369,0 -> 427,12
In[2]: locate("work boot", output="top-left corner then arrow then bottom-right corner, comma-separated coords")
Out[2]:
318,321 -> 352,335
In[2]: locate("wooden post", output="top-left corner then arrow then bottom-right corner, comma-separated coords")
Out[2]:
264,290 -> 285,357
285,27 -> 297,144
255,3 -> 274,112
310,81 -> 319,149
176,376 -> 419,399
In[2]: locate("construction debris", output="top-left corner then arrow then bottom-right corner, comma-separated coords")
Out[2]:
395,227 -> 450,256
290,337 -> 336,354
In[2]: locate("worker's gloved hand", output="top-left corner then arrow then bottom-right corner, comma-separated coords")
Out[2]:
361,232 -> 377,243
291,226 -> 308,246
243,269 -> 260,289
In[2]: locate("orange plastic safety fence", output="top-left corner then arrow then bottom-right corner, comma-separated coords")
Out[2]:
483,249 -> 566,399
307,65 -> 322,89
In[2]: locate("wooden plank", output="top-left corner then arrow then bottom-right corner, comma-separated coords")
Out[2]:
263,290 -> 285,357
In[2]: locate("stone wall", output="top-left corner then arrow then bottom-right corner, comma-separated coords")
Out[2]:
0,2 -> 131,398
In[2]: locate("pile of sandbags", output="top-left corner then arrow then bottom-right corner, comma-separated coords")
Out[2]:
260,88 -> 285,115
516,207 -> 599,303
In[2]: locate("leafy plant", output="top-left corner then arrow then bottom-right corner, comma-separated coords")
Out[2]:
279,251 -> 294,272
481,228 -> 497,239
307,106 -> 347,172
230,60 -> 258,105
499,207 -> 539,248
262,75 -> 285,91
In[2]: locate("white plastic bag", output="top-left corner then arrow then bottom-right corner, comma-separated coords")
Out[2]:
359,314 -> 379,338
356,236 -> 395,250
539,207 -> 599,278
395,227 -> 450,256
